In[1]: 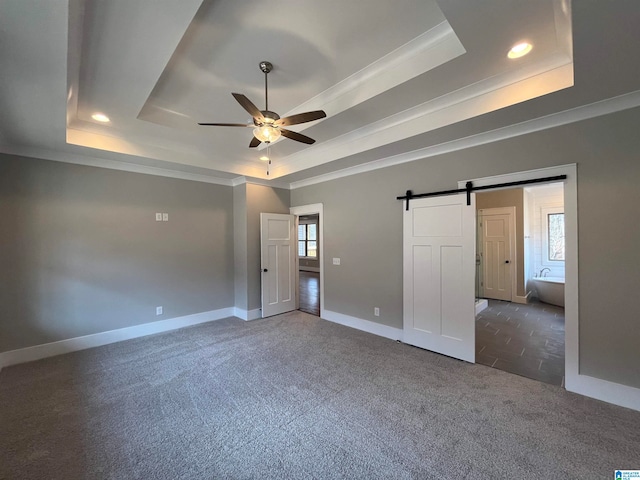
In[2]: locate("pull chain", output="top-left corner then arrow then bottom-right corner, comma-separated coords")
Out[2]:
266,144 -> 271,176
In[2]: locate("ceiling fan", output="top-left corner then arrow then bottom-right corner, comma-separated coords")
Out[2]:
198,61 -> 326,148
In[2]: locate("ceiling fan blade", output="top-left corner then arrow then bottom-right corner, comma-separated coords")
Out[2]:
275,110 -> 326,127
280,128 -> 316,145
198,122 -> 251,127
249,136 -> 261,148
232,93 -> 265,122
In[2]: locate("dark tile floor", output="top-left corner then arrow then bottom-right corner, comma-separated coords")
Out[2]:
299,270 -> 320,316
476,299 -> 565,386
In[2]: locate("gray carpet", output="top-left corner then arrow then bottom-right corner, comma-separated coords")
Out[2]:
1,311 -> 639,479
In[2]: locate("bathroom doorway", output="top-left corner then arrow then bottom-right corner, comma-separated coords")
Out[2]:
475,182 -> 566,386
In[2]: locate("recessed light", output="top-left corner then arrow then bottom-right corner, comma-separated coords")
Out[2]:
259,155 -> 270,162
508,42 -> 532,59
91,112 -> 110,123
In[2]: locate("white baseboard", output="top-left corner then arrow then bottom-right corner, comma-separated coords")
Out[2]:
475,299 -> 489,315
233,307 -> 262,321
513,291 -> 532,304
299,266 -> 320,273
0,307 -> 234,371
565,373 -> 640,412
322,309 -> 403,341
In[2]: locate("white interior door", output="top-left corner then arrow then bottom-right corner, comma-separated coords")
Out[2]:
260,213 -> 296,318
480,211 -> 513,301
403,194 -> 476,362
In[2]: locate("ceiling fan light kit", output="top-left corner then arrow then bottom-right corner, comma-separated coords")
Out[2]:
253,124 -> 281,143
198,61 -> 327,153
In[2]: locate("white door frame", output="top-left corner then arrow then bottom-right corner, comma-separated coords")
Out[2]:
478,206 -> 517,302
460,165 -> 581,387
463,165 -> 640,411
290,203 -> 324,318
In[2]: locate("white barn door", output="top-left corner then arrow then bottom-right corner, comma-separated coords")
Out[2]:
260,213 -> 296,318
403,194 -> 476,362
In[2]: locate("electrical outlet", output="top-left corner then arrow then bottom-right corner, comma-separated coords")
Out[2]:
162,213 -> 169,222
332,258 -> 341,265
156,306 -> 163,316
374,307 -> 380,317
155,213 -> 162,221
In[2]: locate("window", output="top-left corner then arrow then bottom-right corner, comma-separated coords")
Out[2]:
547,213 -> 565,261
541,206 -> 565,266
298,223 -> 317,258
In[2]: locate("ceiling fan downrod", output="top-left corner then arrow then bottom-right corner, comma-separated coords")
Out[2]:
259,61 -> 272,111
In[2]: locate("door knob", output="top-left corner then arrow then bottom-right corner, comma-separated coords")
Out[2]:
505,260 -> 510,264
263,268 -> 268,272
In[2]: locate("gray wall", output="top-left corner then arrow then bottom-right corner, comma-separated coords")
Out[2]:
0,154 -> 234,353
476,188 -> 525,297
233,184 -> 248,311
291,107 -> 640,389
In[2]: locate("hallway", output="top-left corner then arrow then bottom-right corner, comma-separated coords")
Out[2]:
298,271 -> 320,316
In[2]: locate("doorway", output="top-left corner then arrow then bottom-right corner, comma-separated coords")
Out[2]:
297,214 -> 320,316
477,207 -> 516,302
290,204 -> 324,318
401,165 -> 577,388
474,182 -> 566,386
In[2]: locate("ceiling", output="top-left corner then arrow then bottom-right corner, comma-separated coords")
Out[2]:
1,0 -> 639,187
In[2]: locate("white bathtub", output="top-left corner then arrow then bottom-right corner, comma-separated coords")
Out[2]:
532,277 -> 565,307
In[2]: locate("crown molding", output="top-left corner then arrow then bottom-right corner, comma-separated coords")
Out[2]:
7,88 -> 639,192
0,145 -> 235,186
231,176 -> 290,190
256,21 -> 465,152
65,126 -> 267,178
272,52 -> 574,177
289,89 -> 640,190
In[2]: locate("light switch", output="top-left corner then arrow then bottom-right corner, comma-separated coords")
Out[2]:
155,213 -> 162,221
332,258 -> 341,265
162,213 -> 169,222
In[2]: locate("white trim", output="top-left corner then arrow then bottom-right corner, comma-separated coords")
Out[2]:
290,203 -> 325,318
231,176 -> 290,190
323,310 -> 403,342
6,87 -> 639,191
233,307 -> 262,321
475,299 -> 489,315
464,169 -> 640,409
273,58 -> 573,178
513,291 -> 532,305
289,90 -> 640,190
567,374 -> 640,412
460,165 -> 584,404
0,145 -> 235,186
0,307 -> 234,370
456,164 -> 574,190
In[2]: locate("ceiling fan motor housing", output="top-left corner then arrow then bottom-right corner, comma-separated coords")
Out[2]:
259,61 -> 273,74
255,110 -> 280,125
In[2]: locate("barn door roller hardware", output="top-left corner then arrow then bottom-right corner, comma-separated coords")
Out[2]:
397,175 -> 567,210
